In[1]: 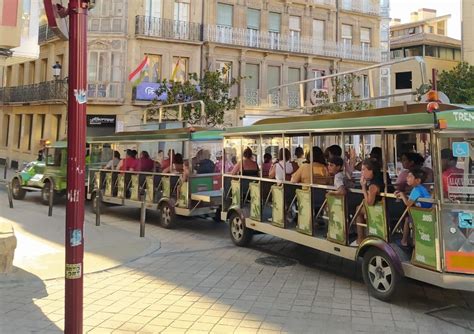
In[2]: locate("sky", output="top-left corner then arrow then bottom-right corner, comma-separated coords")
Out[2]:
390,0 -> 461,39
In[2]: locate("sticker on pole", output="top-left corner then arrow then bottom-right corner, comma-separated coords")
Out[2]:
452,142 -> 470,158
70,229 -> 82,247
458,212 -> 473,229
74,89 -> 87,104
65,263 -> 82,279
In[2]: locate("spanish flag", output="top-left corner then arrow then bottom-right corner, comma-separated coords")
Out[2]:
128,56 -> 149,86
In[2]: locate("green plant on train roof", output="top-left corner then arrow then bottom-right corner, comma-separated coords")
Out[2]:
146,68 -> 241,127
311,74 -> 372,114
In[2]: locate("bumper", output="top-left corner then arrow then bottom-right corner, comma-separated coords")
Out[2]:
403,262 -> 474,291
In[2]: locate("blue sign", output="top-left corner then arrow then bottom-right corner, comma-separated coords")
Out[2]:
452,142 -> 470,158
458,212 -> 473,229
135,82 -> 168,101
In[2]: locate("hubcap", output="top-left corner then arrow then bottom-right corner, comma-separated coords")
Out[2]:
231,217 -> 243,241
368,255 -> 392,292
162,206 -> 171,225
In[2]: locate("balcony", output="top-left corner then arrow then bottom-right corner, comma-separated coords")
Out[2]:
135,16 -> 203,42
0,80 -> 67,105
205,25 -> 382,62
339,0 -> 380,16
38,24 -> 58,44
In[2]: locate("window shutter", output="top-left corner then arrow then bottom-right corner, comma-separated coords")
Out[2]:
289,16 -> 300,31
268,12 -> 281,32
247,9 -> 260,29
342,24 -> 352,38
361,28 -> 370,42
217,3 -> 233,27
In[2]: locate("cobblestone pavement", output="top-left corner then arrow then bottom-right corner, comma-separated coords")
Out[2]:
0,191 -> 473,333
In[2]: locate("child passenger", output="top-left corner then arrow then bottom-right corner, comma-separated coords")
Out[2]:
327,156 -> 346,195
395,167 -> 432,247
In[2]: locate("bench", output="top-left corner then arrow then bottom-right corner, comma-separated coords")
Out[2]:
0,222 -> 17,273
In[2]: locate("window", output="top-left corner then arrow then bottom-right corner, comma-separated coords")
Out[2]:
40,58 -> 48,82
18,64 -> 24,86
245,64 -> 260,106
404,46 -> 422,57
408,27 -> 416,34
55,115 -> 62,141
29,61 -> 35,84
247,8 -> 260,47
171,57 -> 188,82
289,16 -> 301,52
395,71 -> 412,90
111,52 -> 123,82
217,3 -> 233,27
361,27 -> 370,46
144,54 -> 162,83
268,12 -> 281,50
145,0 -> 162,18
25,115 -> 33,151
6,66 -> 12,87
454,49 -> 461,61
361,74 -> 369,99
2,115 -> 9,147
425,45 -> 438,58
267,66 -> 280,105
216,61 -> 232,85
14,115 -> 22,149
313,19 -> 325,41
174,1 -> 189,22
341,24 -> 352,50
39,114 -> 46,140
288,68 -> 301,108
313,70 -> 325,90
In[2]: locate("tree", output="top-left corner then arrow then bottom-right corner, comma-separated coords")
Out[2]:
438,62 -> 474,104
145,69 -> 240,127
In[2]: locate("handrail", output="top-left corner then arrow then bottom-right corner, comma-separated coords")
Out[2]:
143,100 -> 205,124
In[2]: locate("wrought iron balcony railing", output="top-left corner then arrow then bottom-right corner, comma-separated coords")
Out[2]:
205,25 -> 382,62
0,80 -> 67,104
339,0 -> 380,16
245,89 -> 260,106
135,16 -> 203,42
38,24 -> 58,44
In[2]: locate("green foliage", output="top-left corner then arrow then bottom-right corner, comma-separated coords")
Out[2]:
311,74 -> 372,114
438,62 -> 474,104
146,69 -> 240,126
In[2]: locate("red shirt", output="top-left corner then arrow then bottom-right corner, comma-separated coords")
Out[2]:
120,157 -> 139,171
139,158 -> 154,172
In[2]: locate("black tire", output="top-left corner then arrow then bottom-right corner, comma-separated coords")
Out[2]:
91,192 -> 99,214
159,202 -> 176,229
362,248 -> 400,301
41,181 -> 56,206
229,212 -> 253,246
11,178 -> 26,200
213,207 -> 222,223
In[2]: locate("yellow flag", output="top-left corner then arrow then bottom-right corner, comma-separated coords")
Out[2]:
170,57 -> 181,81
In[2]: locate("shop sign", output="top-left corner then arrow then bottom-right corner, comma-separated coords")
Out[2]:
87,115 -> 116,127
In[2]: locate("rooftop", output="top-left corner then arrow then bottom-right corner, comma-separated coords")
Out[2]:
390,32 -> 461,49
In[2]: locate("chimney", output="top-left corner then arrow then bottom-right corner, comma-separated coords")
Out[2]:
410,11 -> 419,22
418,8 -> 437,20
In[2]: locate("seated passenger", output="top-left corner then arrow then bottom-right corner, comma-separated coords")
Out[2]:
291,146 -> 329,184
195,150 -> 215,174
214,151 -> 233,173
294,146 -> 306,167
262,153 -> 272,178
163,153 -> 184,173
119,149 -> 139,171
396,152 -> 417,192
395,167 -> 432,247
327,156 -> 346,195
138,151 -> 154,172
325,144 -> 354,179
160,149 -> 175,171
354,158 -> 384,246
441,148 -> 464,198
412,153 -> 434,185
269,148 -> 294,182
231,147 -> 259,176
104,150 -> 121,170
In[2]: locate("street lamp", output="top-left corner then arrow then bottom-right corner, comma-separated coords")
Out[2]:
52,61 -> 62,80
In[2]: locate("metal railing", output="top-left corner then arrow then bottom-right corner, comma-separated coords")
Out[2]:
0,80 -> 67,104
135,16 -> 203,42
205,25 -> 382,62
38,24 -> 58,43
339,0 -> 380,16
245,89 -> 259,106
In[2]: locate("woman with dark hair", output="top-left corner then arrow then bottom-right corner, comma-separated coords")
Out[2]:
163,153 -> 184,173
353,158 -> 385,246
138,151 -> 155,172
269,148 -> 294,182
291,146 -> 329,184
231,147 -> 259,176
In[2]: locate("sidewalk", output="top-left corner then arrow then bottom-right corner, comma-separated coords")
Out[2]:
0,186 -> 161,281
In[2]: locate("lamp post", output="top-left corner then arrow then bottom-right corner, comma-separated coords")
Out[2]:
52,61 -> 62,80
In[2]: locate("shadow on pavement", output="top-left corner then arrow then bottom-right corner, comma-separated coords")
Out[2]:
0,267 -> 61,333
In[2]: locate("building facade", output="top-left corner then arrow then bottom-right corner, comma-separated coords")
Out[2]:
0,0 -> 388,165
390,8 -> 461,102
462,0 -> 474,65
